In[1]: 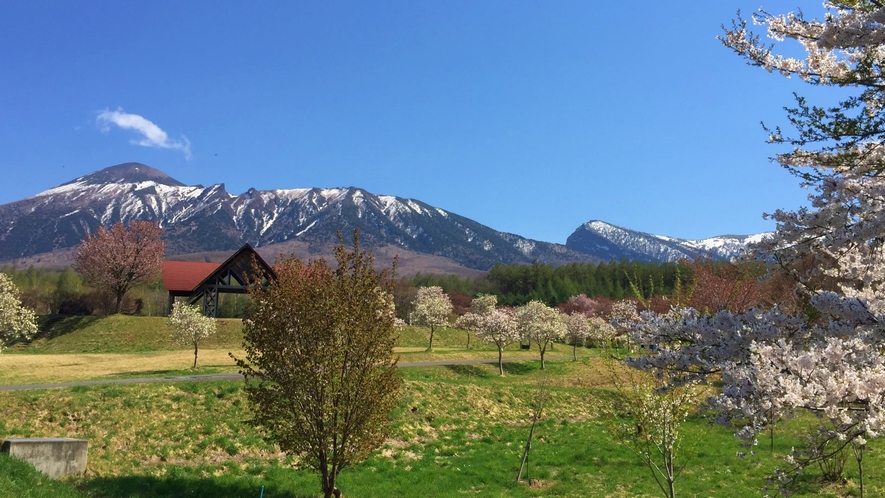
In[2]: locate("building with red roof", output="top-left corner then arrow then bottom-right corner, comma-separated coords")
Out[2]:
162,244 -> 275,317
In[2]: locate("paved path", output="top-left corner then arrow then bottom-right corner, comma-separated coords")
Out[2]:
0,356 -> 576,392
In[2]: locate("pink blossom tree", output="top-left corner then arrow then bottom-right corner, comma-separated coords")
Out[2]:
73,220 -> 165,314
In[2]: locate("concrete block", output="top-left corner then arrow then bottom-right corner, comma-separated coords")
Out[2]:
1,438 -> 88,479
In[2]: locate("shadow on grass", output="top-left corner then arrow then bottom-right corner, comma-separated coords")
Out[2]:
34,315 -> 103,341
502,361 -> 538,376
75,474 -> 311,498
100,367 -> 230,379
444,364 -> 493,379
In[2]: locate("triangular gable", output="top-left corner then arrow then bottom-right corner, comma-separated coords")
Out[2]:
189,243 -> 276,292
163,244 -> 277,316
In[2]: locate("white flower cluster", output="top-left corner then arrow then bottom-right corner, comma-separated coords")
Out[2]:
690,2 -> 885,488
0,273 -> 37,353
409,286 -> 452,329
516,300 -> 567,347
168,302 -> 217,348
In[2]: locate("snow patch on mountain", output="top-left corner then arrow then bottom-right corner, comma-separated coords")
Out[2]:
567,220 -> 771,262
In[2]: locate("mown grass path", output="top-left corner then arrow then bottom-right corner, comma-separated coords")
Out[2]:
0,356 -> 577,392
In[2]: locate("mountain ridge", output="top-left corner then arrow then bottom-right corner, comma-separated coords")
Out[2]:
0,163 -> 767,271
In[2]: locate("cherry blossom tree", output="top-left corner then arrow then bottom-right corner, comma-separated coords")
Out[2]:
168,302 -> 217,368
516,300 -> 566,370
470,293 -> 497,315
460,294 -> 497,349
73,221 -> 165,314
410,286 -> 453,351
627,5 -> 885,494
456,307 -> 519,375
564,312 -> 590,360
0,273 -> 37,353
559,293 -> 603,316
587,316 -> 619,347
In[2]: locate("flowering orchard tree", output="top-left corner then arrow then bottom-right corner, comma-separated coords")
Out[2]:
516,300 -> 566,370
456,294 -> 498,349
470,294 -> 497,315
168,302 -> 217,368
0,273 -> 37,353
609,300 -> 639,330
73,221 -> 165,314
410,286 -> 453,351
455,308 -> 519,375
564,312 -> 590,361
627,5 -> 885,494
588,316 -> 619,347
559,293 -> 604,317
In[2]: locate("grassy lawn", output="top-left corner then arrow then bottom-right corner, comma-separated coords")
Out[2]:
1,317 -> 551,385
1,316 -> 880,497
0,359 -> 880,497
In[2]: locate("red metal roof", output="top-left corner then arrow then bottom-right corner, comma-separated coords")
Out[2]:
162,261 -> 221,293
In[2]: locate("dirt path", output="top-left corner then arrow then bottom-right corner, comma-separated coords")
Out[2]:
0,356 -> 576,392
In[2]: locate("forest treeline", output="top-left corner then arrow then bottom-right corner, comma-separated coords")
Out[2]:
5,257 -> 783,321
410,260 -> 688,307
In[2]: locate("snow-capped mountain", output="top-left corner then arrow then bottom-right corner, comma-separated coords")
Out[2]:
0,163 -> 596,270
565,220 -> 771,262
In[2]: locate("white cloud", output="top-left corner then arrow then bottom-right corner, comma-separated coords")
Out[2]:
96,108 -> 192,159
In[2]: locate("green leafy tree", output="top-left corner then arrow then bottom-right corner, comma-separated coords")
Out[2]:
233,232 -> 402,498
600,354 -> 699,498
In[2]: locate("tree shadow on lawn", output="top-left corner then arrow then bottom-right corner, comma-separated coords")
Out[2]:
502,361 -> 538,376
36,315 -> 102,340
5,315 -> 103,350
100,367 -> 230,379
75,474 -> 312,498
444,364 -> 493,379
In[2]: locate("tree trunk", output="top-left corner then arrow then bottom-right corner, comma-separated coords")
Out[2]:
538,343 -> 546,370
193,344 -> 199,368
321,462 -> 336,498
428,325 -> 435,351
572,342 -> 578,361
115,291 -> 124,314
498,346 -> 504,376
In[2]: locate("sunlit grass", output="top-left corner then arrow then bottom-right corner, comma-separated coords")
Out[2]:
2,317 -> 882,496
1,359 -> 881,497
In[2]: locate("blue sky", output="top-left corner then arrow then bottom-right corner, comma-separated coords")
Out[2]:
0,1 -> 833,244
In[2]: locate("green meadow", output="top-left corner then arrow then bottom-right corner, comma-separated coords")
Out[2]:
0,316 -> 880,497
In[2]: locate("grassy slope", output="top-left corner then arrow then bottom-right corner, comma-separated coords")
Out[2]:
1,316 -> 878,496
0,453 -> 86,498
0,360 -> 878,497
1,317 -> 544,385
10,315 -> 487,355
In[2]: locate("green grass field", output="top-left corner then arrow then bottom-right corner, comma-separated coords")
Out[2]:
0,316 -> 880,497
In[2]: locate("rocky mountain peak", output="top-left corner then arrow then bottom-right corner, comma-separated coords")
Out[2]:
66,162 -> 186,187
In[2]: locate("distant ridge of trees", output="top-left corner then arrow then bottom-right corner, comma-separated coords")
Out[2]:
411,260 -> 687,307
